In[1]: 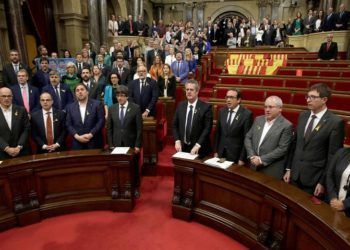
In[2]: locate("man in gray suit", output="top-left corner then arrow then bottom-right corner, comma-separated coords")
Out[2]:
284,83 -> 344,197
244,96 -> 293,180
107,85 -> 142,197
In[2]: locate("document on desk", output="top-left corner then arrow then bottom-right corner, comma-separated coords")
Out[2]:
204,157 -> 234,169
172,152 -> 198,160
111,147 -> 130,154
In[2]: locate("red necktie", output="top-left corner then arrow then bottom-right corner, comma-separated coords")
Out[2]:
130,21 -> 133,33
327,43 -> 330,51
46,112 -> 54,145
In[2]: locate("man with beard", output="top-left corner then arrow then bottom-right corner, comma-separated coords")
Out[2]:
2,50 -> 31,87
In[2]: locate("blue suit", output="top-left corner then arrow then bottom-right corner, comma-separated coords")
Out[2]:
171,60 -> 189,84
42,83 -> 74,111
65,99 -> 105,150
128,77 -> 158,117
11,84 -> 40,113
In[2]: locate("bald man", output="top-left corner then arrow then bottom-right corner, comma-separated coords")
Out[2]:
0,87 -> 30,160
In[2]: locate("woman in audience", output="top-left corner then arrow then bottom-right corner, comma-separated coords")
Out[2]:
149,55 -> 163,81
184,48 -> 197,78
315,10 -> 325,32
104,72 -> 120,118
63,49 -> 72,58
255,24 -> 265,45
62,62 -> 81,92
165,46 -> 176,66
292,11 -> 304,35
131,46 -> 144,68
92,65 -> 106,98
227,32 -> 237,48
157,64 -> 176,99
327,148 -> 350,217
81,48 -> 94,68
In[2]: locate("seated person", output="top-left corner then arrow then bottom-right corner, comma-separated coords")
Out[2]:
317,33 -> 338,61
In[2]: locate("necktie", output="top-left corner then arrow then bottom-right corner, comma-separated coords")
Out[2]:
14,64 -> 19,74
21,86 -> 30,113
185,105 -> 193,144
140,80 -> 145,93
227,109 -> 233,126
78,63 -> 82,71
130,20 -> 133,33
86,82 -> 90,91
120,105 -> 125,125
327,43 -> 331,51
46,112 -> 54,145
54,86 -> 61,109
119,68 -> 123,75
177,62 -> 180,75
304,114 -> 317,140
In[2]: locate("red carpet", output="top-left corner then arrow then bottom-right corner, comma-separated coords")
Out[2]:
0,176 -> 247,250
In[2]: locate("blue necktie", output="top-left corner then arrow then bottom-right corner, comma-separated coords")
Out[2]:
120,105 -> 125,125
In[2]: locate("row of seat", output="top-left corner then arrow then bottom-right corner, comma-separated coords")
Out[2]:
277,68 -> 350,78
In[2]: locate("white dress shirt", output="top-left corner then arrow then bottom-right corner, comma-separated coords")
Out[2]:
258,117 -> 277,153
227,105 -> 240,125
339,163 -> 350,201
79,102 -> 87,123
1,105 -> 12,130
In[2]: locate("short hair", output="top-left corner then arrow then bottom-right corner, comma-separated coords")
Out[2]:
116,85 -> 129,96
175,51 -> 183,56
116,56 -> 124,61
66,62 -> 76,70
185,79 -> 200,92
309,83 -> 331,99
17,69 -> 28,76
9,49 -> 19,54
265,95 -> 283,108
75,52 -> 82,57
40,57 -> 49,64
49,70 -> 60,77
82,67 -> 91,72
74,83 -> 88,92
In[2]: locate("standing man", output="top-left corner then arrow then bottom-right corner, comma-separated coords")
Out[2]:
0,87 -> 30,160
215,89 -> 253,164
111,56 -> 131,86
2,50 -> 31,87
128,65 -> 158,118
171,52 -> 189,85
284,83 -> 344,197
41,70 -> 73,111
244,96 -> 293,180
32,57 -> 51,92
31,92 -> 66,153
11,69 -> 40,114
65,84 -> 105,150
107,85 -> 142,197
125,15 -> 136,36
317,33 -> 338,61
173,79 -> 213,158
81,67 -> 103,100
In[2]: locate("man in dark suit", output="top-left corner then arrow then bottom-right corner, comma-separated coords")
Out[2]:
32,57 -> 51,92
11,69 -> 40,113
171,52 -> 189,85
317,33 -> 338,61
81,67 -> 103,100
107,85 -> 142,196
335,3 -> 350,30
146,40 -> 165,70
173,79 -> 213,158
83,42 -> 96,62
323,7 -> 336,31
303,9 -> 316,34
128,65 -> 158,118
65,83 -> 105,150
284,83 -> 344,197
124,39 -> 135,61
75,53 -> 90,77
241,29 -> 256,47
41,70 -> 74,111
31,92 -> 66,153
135,15 -> 146,36
0,87 -> 30,160
244,96 -> 293,180
111,56 -> 131,86
215,89 -> 253,164
125,15 -> 136,36
2,49 -> 31,87
210,23 -> 221,46
95,53 -> 112,77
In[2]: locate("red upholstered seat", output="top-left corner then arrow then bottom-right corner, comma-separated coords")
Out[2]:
241,89 -> 265,102
263,78 -> 284,87
283,110 -> 300,127
285,79 -> 309,89
291,92 -> 306,106
327,95 -> 350,111
265,90 -> 292,104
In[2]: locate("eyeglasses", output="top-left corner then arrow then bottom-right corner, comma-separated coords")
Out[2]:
225,96 -> 238,99
0,95 -> 13,98
305,95 -> 321,100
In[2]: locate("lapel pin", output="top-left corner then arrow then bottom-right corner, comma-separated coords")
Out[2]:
14,111 -> 18,116
86,111 -> 90,116
61,89 -> 66,93
235,114 -> 240,121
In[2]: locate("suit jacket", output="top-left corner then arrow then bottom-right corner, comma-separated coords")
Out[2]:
171,60 -> 189,84
124,46 -> 135,60
107,102 -> 142,148
31,108 -> 66,153
290,110 -> 344,187
327,148 -> 350,216
128,77 -> 158,116
215,106 -> 253,163
75,62 -> 90,77
335,11 -> 350,30
323,13 -> 336,31
210,28 -> 222,46
2,62 -> 31,87
11,84 -> 40,113
146,49 -> 165,70
157,76 -> 176,98
41,83 -> 74,111
173,99 -> 213,158
241,35 -> 256,47
111,67 -> 131,86
85,79 -> 103,101
65,99 -> 105,149
0,105 -> 30,160
244,115 -> 293,180
125,20 -> 137,35
303,15 -> 316,33
318,42 -> 338,60
32,69 -> 51,92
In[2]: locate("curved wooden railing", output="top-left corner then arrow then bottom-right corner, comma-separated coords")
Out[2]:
172,158 -> 350,249
0,150 -> 135,231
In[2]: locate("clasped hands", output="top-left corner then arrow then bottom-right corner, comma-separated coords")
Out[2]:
74,133 -> 93,143
4,146 -> 21,157
250,155 -> 262,167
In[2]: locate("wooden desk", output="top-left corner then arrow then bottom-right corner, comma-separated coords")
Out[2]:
0,150 -> 136,231
172,158 -> 350,249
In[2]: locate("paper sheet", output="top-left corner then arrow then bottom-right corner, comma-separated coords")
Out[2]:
111,147 -> 130,154
204,157 -> 234,169
172,152 -> 198,160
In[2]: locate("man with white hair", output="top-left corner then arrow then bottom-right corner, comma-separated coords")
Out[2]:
244,96 -> 293,179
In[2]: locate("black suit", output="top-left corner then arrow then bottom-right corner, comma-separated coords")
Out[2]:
335,11 -> 350,30
31,108 -> 66,153
173,99 -> 213,158
84,79 -> 103,101
0,105 -> 30,160
125,20 -> 137,35
157,76 -> 176,98
124,46 -> 135,61
111,67 -> 131,86
215,106 -> 253,162
2,62 -> 31,87
318,42 -> 338,60
42,83 -> 74,111
210,28 -> 222,46
290,110 -> 344,193
323,13 -> 336,31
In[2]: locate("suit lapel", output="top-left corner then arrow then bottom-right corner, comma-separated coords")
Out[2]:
228,106 -> 242,131
254,117 -> 265,152
38,111 -> 46,140
52,110 -> 59,141
304,111 -> 329,145
11,106 -> 20,131
260,116 -> 283,147
0,108 -> 11,131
